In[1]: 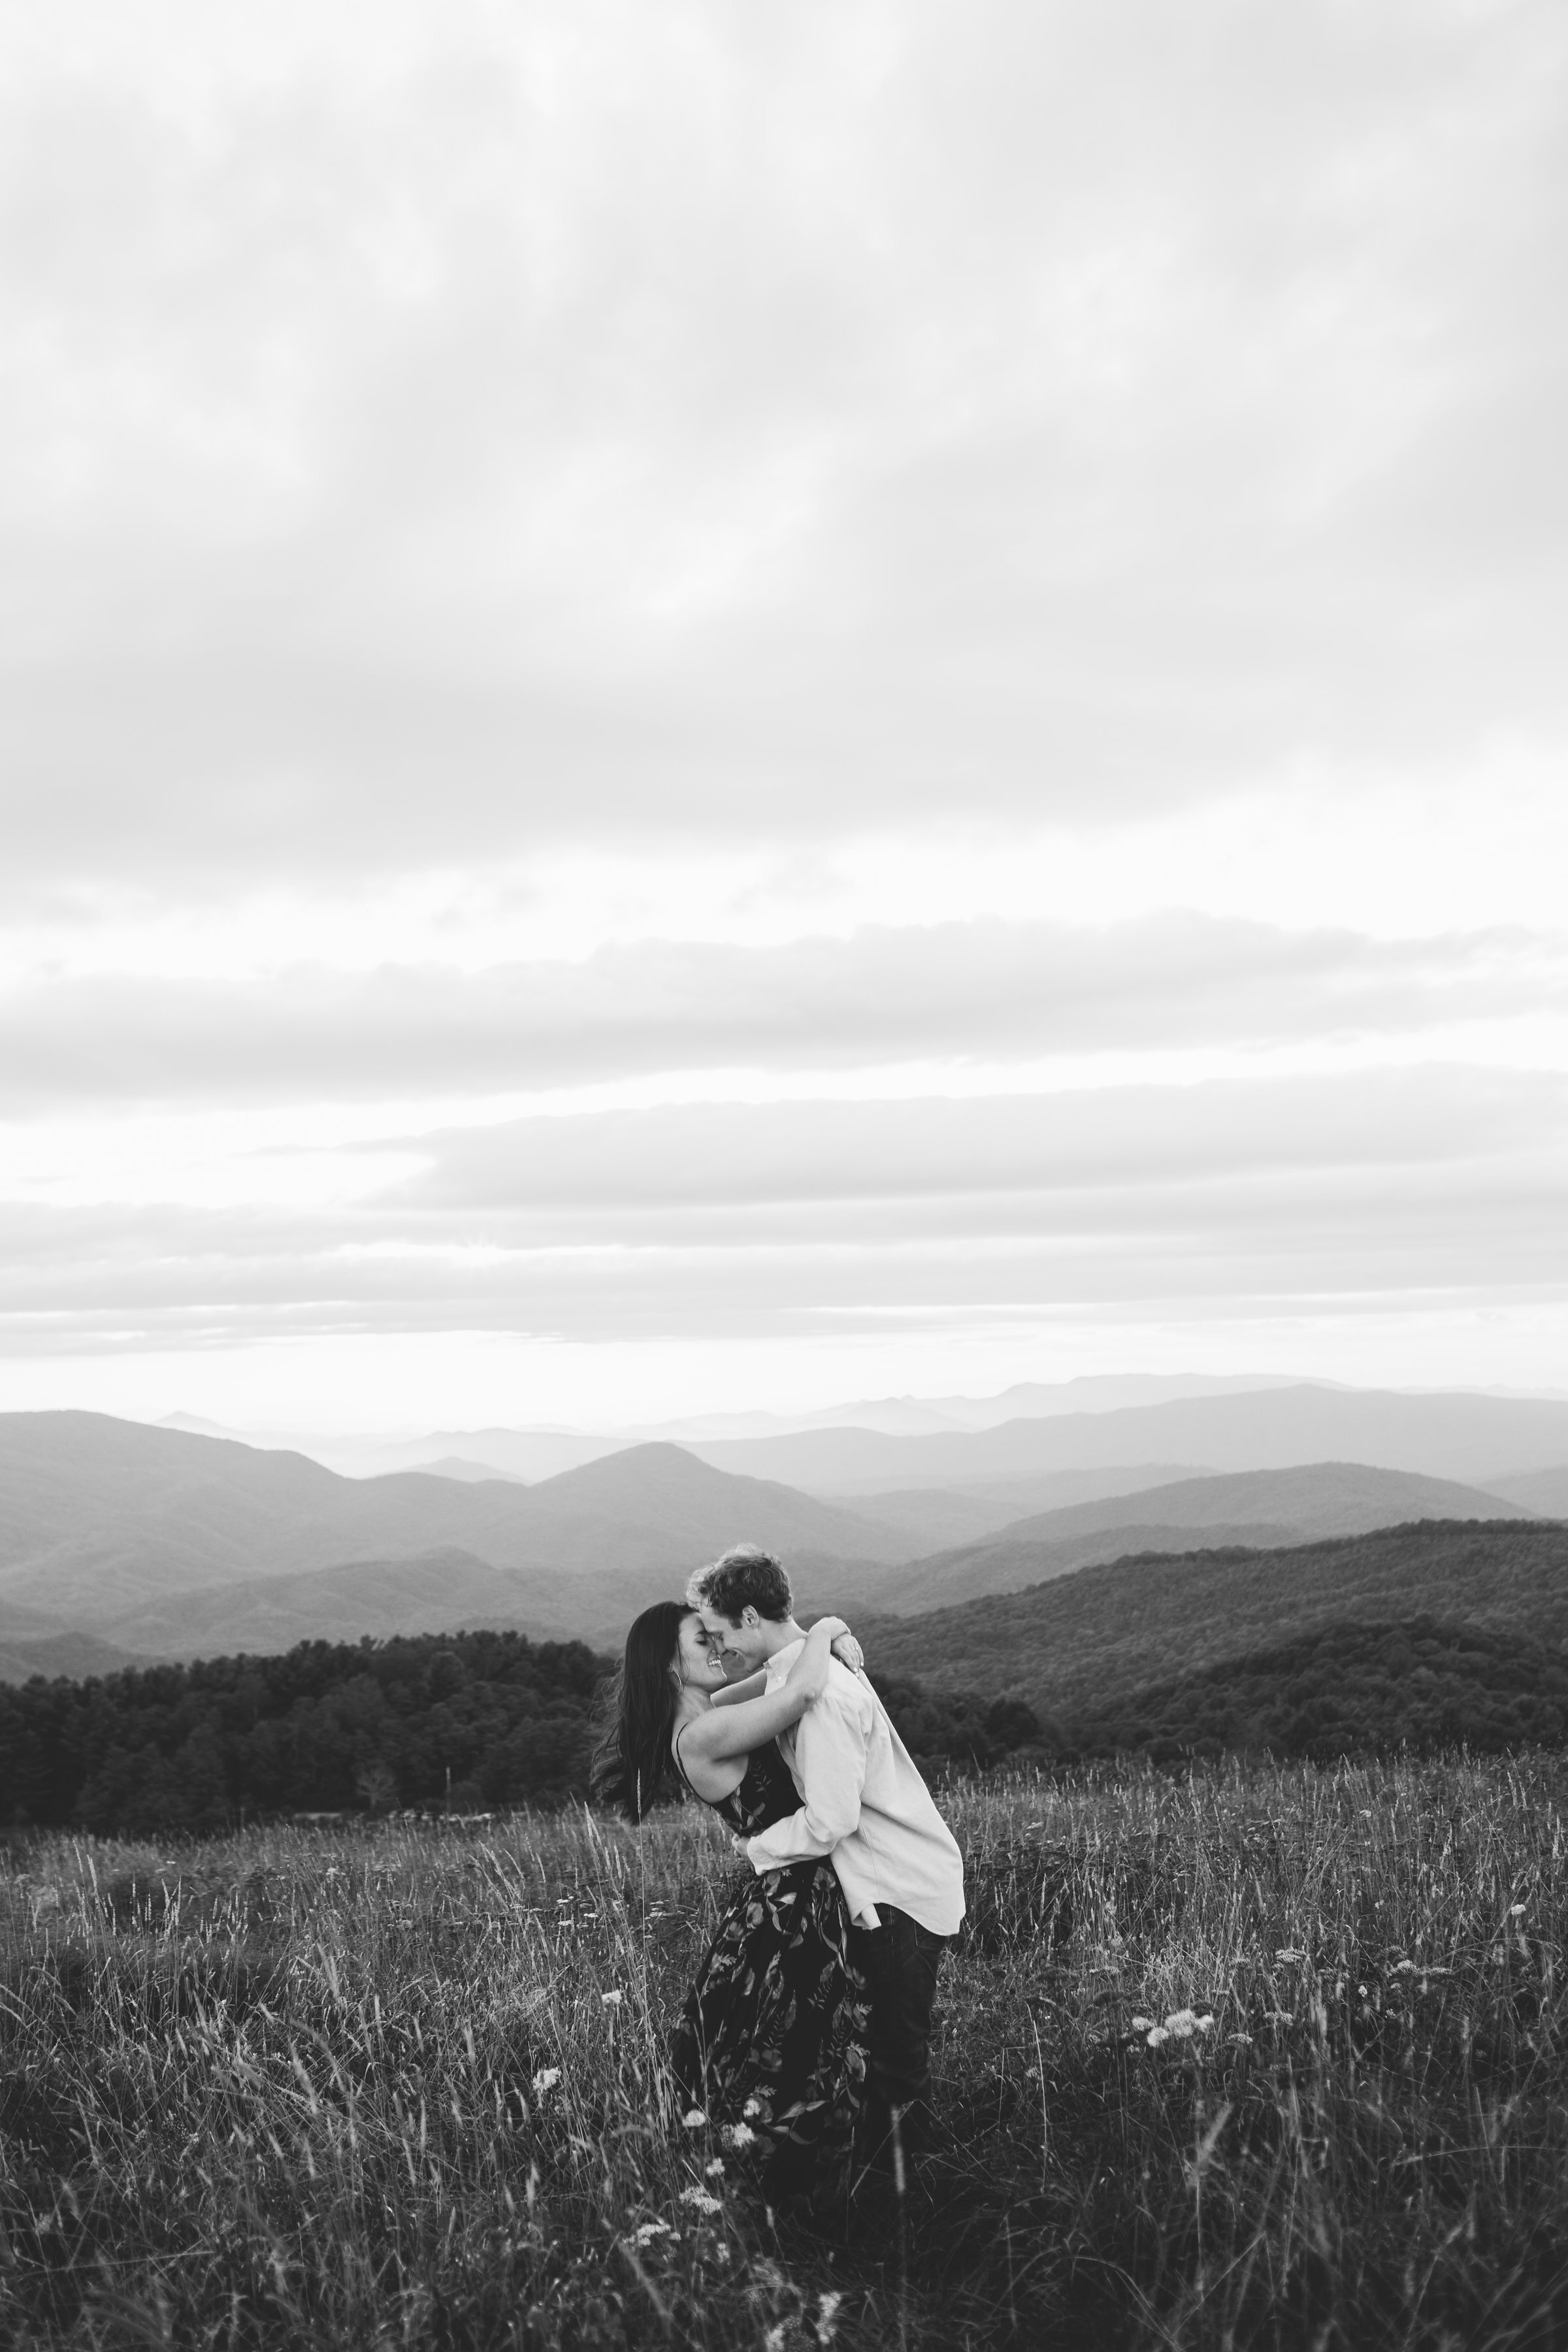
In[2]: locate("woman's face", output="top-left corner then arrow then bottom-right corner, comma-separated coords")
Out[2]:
673,1610 -> 727,1692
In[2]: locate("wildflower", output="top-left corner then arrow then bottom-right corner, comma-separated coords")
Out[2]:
681,2108 -> 708,2129
1229,2032 -> 1254,2046
1511,1903 -> 1527,1916
600,1989 -> 623,2007
1275,1948 -> 1305,1963
531,2068 -> 561,2095
1145,2026 -> 1169,2047
679,2187 -> 723,2215
1130,2015 -> 1154,2032
631,2218 -> 677,2247
704,2158 -> 725,2178
764,2328 -> 787,2352
725,2121 -> 758,2149
742,2098 -> 762,2119
819,2289 -> 845,2342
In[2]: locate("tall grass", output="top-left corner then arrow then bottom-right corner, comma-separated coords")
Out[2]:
3,1755 -> 1566,2349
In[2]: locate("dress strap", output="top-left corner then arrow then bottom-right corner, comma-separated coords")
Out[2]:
672,1720 -> 700,1796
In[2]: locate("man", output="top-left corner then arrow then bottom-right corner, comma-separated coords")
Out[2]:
689,1543 -> 965,2172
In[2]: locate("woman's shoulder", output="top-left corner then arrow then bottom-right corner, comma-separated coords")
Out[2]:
670,1717 -> 703,1790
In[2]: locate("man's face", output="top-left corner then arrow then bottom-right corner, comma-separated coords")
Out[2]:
698,1604 -> 766,1671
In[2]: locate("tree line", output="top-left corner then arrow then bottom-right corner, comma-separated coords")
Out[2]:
0,1631 -> 1045,1835
7,1608 -> 1547,1837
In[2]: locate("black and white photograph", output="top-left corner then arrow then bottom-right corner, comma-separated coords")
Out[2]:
3,3 -> 1567,2345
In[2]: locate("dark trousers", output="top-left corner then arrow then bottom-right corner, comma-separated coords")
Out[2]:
849,1904 -> 949,2148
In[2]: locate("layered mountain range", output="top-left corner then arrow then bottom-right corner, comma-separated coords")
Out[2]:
2,1388 -> 1563,1683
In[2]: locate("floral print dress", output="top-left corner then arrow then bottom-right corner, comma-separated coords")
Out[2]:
669,1738 -> 870,2199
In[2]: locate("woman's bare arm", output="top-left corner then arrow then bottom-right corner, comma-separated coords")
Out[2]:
710,1618 -> 860,1708
710,1668 -> 768,1708
683,1618 -> 849,1762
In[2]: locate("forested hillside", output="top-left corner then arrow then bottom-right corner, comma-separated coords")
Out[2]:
857,1518 -> 1568,1754
1073,1615 -> 1568,1761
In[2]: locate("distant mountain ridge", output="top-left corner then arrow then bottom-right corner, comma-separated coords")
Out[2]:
863,1460 -> 1534,1616
1485,1466 -> 1568,1518
0,1631 -> 150,1685
154,1372 -> 1314,1476
687,1384 -> 1568,1492
92,1548 -> 589,1661
0,1413 -> 906,1630
0,1407 -> 1552,1672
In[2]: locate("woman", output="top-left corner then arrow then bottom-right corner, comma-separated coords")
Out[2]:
595,1601 -> 870,2202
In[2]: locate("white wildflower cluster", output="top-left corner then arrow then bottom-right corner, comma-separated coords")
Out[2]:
817,2289 -> 845,2343
679,2187 -> 723,2215
630,2218 -> 677,2249
1274,1948 -> 1306,1963
681,2108 -> 707,2129
1131,2008 -> 1215,2048
531,2067 -> 561,2096
704,2158 -> 725,2178
724,2121 -> 758,2149
600,1989 -> 623,2008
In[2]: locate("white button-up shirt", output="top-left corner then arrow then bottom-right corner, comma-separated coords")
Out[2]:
743,1644 -> 966,1938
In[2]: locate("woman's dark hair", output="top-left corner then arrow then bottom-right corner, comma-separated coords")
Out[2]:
591,1599 -> 691,1823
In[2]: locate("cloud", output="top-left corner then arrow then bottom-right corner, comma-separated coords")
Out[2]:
0,915 -> 1559,1105
3,5 -> 1565,1414
3,1065 -> 1563,1351
1,1 -> 1564,889
391,1067 -> 1568,1217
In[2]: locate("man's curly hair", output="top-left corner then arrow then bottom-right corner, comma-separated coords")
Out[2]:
687,1543 -> 793,1624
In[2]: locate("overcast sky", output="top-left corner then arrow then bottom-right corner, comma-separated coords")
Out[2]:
3,0 -> 1566,1433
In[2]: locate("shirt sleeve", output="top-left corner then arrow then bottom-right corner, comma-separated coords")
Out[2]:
744,1677 -> 870,1871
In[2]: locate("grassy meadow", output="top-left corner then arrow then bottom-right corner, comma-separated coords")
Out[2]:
3,1756 -> 1567,2350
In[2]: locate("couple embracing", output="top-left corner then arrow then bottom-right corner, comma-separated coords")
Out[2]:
596,1543 -> 964,2206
